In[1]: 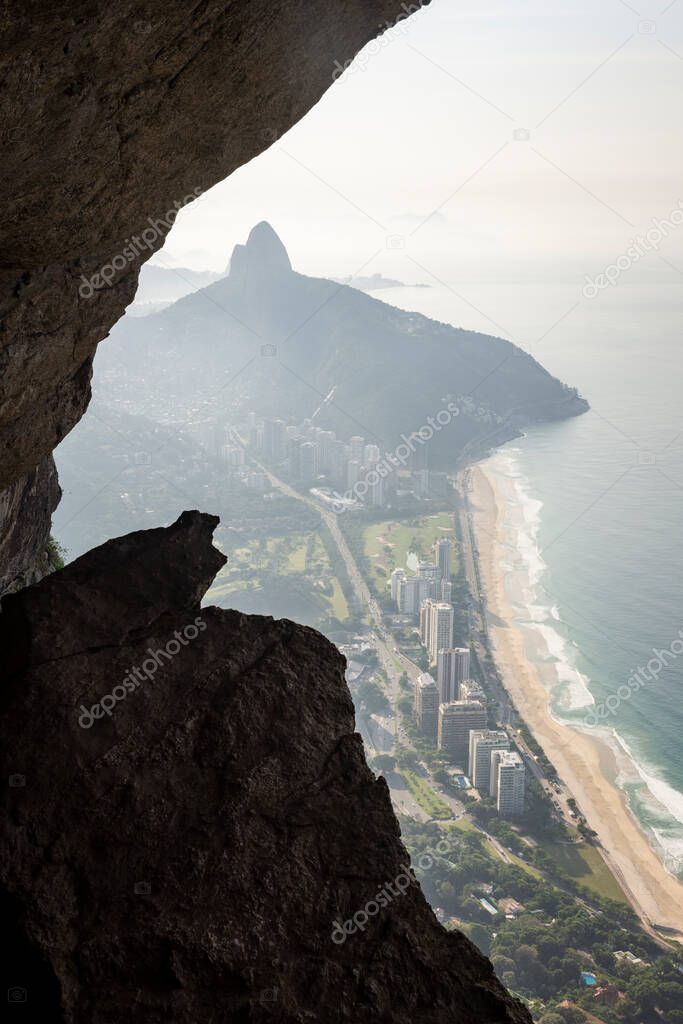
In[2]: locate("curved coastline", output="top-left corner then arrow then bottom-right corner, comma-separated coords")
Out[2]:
469,459 -> 683,939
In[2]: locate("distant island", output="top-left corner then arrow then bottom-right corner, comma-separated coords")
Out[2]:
330,271 -> 430,293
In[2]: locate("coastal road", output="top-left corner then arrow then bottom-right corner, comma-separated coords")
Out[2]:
232,442 -> 681,942
232,433 -> 423,742
237,447 -> 578,859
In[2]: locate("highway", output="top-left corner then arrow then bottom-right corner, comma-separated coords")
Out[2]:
232,433 -> 423,742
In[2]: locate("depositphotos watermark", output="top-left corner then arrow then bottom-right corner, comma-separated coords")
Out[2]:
77,617 -> 206,728
582,200 -> 683,299
331,833 -> 457,944
332,2 -> 427,81
583,629 -> 683,727
332,400 -> 460,513
78,187 -> 204,298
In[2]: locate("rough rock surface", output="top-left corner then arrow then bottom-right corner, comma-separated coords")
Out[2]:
0,0 -> 424,499
0,455 -> 61,594
0,512 -> 530,1023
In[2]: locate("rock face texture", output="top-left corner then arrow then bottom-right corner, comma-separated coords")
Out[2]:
0,455 -> 61,594
0,0 -> 424,504
0,512 -> 530,1023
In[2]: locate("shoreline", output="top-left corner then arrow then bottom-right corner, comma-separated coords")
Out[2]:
468,459 -> 683,940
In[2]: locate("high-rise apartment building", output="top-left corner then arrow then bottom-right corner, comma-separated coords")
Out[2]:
492,751 -> 526,816
391,568 -> 406,603
438,643 -> 471,700
427,603 -> 454,664
367,474 -> 386,507
459,678 -> 485,703
346,459 -> 361,489
364,443 -> 381,465
417,561 -> 439,582
468,730 -> 509,794
414,673 -> 439,742
398,577 -> 433,615
263,418 -> 287,462
299,441 -> 319,482
419,598 -> 436,645
349,436 -> 365,463
436,647 -> 470,703
437,700 -> 487,765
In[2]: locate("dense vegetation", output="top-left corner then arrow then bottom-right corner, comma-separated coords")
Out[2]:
400,818 -> 683,1022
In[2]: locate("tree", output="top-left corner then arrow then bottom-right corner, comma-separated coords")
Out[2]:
492,955 -> 516,978
356,679 -> 390,715
372,754 -> 396,774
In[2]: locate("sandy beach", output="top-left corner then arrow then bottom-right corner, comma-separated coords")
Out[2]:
469,461 -> 683,940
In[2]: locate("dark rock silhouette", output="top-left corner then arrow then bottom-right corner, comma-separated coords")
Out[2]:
0,512 -> 530,1022
0,1 -> 427,579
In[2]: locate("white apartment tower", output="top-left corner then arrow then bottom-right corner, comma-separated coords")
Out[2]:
349,436 -> 365,463
427,603 -> 454,665
492,750 -> 526,816
419,598 -> 436,646
468,730 -> 510,794
391,568 -> 406,603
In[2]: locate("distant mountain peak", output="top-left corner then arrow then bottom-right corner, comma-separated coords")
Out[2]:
228,221 -> 292,280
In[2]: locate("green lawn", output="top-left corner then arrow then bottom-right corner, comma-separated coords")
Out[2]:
363,513 -> 457,592
286,540 -> 307,571
508,850 -> 543,878
206,531 -> 349,624
401,769 -> 454,820
329,576 -> 349,620
543,841 -> 628,903
452,817 -> 478,834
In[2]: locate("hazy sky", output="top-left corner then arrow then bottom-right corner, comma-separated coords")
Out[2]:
156,0 -> 683,296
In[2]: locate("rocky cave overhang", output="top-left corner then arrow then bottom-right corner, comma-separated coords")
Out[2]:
0,3 -> 532,1020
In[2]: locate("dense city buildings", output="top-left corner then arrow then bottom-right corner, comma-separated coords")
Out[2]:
418,598 -> 433,645
395,574 -> 431,615
392,549 -> 456,625
436,646 -> 470,702
253,420 -> 402,509
459,678 -> 485,702
414,673 -> 439,742
468,730 -> 510,794
263,418 -> 287,462
437,700 -> 487,766
251,415 -> 525,817
390,567 -> 405,603
492,750 -> 526,816
417,560 -> 440,584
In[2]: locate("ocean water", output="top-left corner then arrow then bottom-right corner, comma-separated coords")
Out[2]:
383,278 -> 683,877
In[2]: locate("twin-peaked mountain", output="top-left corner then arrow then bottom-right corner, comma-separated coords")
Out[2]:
99,222 -> 587,464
